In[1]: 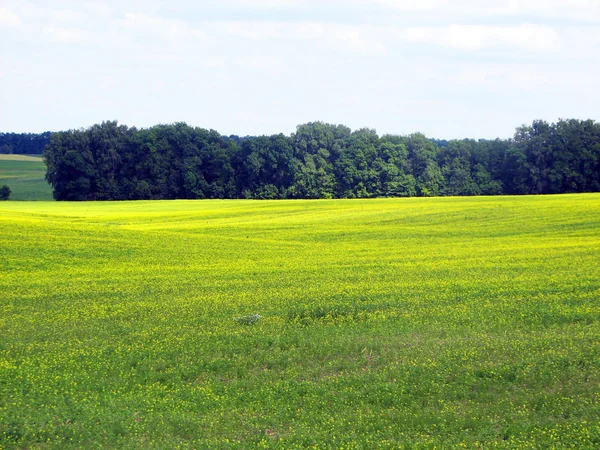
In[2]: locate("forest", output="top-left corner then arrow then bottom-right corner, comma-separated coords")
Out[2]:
16,119 -> 600,200
0,132 -> 52,155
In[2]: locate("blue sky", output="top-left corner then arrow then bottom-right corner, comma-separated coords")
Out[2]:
1,0 -> 599,139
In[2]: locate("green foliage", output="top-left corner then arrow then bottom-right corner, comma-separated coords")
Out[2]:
1,195 -> 599,447
34,117 -> 600,201
0,184 -> 10,200
254,184 -> 280,200
515,119 -> 600,194
0,144 -> 13,154
0,132 -> 52,154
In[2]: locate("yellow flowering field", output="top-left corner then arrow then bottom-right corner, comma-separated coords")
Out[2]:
1,195 -> 599,448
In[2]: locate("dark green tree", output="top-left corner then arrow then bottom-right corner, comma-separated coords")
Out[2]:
39,118 -> 600,201
0,185 -> 10,200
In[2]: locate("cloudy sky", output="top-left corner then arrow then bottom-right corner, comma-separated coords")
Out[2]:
1,0 -> 599,138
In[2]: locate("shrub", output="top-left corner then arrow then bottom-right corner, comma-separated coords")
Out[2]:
0,185 -> 11,200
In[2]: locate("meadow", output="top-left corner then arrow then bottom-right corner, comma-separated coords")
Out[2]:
1,195 -> 599,448
0,154 -> 53,201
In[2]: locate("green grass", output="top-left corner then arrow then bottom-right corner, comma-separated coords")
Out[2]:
0,154 -> 53,201
1,195 -> 599,448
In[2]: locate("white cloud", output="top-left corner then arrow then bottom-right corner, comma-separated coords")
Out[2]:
50,9 -> 87,23
0,7 -> 20,26
402,24 -> 560,51
214,20 -> 386,53
121,12 -> 222,45
494,0 -> 600,21
202,0 -> 307,8
42,25 -> 88,44
375,0 -> 600,21
120,12 -> 190,38
445,64 -> 555,90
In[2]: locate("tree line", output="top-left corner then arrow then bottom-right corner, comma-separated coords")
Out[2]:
0,132 -> 53,155
40,119 -> 600,201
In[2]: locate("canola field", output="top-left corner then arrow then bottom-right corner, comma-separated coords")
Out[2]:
1,195 -> 599,448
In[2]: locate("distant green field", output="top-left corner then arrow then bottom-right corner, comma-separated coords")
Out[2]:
1,196 -> 599,448
0,154 -> 53,201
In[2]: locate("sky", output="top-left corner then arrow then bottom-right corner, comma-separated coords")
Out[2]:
1,0 -> 599,139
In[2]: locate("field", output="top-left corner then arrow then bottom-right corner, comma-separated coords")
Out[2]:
1,195 -> 599,448
0,154 -> 53,201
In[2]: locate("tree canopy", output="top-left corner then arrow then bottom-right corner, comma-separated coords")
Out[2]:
0,132 -> 53,155
36,119 -> 600,200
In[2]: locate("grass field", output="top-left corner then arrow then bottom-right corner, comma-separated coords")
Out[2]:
1,195 -> 599,448
0,154 -> 53,201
